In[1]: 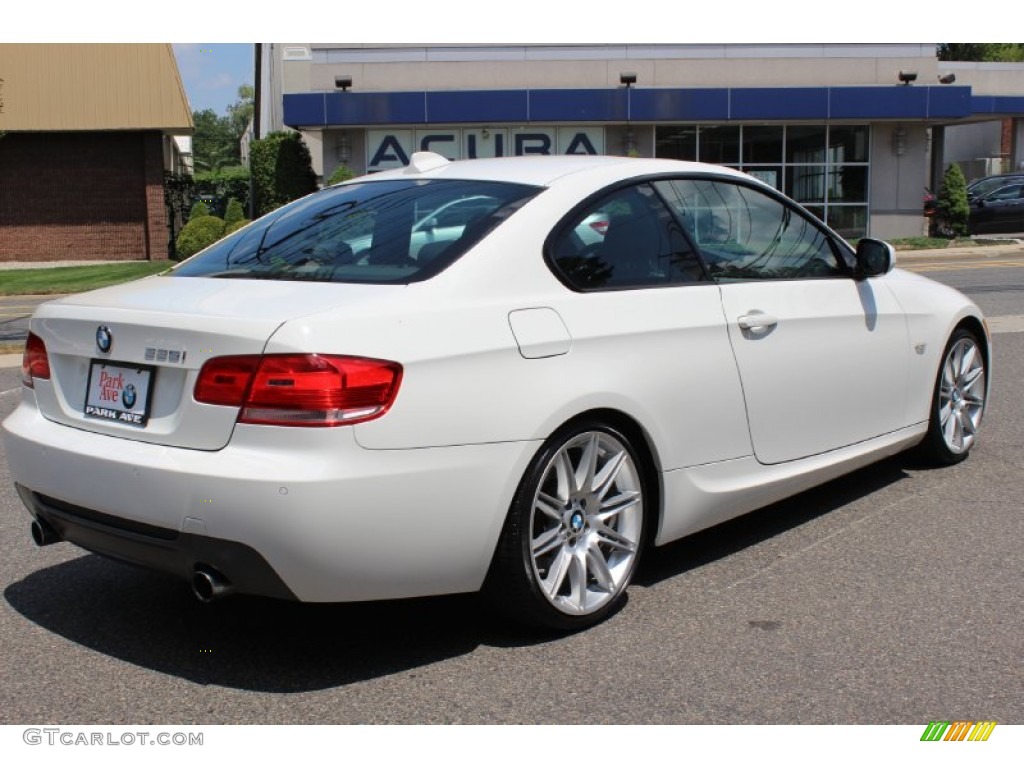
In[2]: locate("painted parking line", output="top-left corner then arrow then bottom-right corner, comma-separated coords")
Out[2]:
905,260 -> 1024,273
988,315 -> 1024,334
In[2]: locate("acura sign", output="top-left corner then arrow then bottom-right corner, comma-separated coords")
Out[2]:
367,126 -> 605,172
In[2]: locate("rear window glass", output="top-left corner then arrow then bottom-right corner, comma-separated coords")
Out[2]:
172,179 -> 541,284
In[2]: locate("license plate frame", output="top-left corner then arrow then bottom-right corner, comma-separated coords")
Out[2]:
83,360 -> 156,427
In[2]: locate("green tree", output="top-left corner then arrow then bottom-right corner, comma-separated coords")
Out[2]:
227,85 -> 255,143
250,131 -> 317,216
191,86 -> 255,172
191,108 -> 239,172
936,164 -> 970,238
223,198 -> 245,227
938,43 -> 1024,61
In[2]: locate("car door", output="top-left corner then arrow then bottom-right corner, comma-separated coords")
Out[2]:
655,178 -> 910,465
545,182 -> 753,472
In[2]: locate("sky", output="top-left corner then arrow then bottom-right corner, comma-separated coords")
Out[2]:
172,44 -> 254,116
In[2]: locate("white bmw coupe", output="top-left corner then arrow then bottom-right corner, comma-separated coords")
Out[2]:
4,153 -> 989,630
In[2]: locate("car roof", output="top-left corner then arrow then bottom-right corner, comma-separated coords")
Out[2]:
970,173 -> 1024,185
357,152 -> 755,189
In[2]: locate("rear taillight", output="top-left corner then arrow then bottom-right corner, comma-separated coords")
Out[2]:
194,356 -> 261,406
195,354 -> 402,427
589,219 -> 609,236
21,332 -> 51,388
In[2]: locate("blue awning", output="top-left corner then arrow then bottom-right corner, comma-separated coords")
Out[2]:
283,85 -> 1018,127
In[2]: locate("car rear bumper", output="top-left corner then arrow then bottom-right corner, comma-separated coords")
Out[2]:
17,483 -> 298,600
4,396 -> 539,602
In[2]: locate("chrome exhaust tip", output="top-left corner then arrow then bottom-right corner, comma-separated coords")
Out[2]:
191,567 -> 234,603
30,518 -> 61,547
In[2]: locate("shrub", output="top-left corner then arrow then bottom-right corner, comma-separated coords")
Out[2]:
175,215 -> 226,260
224,218 -> 250,235
223,198 -> 245,227
188,201 -> 211,221
250,131 -> 317,217
195,166 -> 250,213
327,164 -> 355,185
936,164 -> 970,237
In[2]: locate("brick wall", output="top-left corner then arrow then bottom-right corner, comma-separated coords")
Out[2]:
0,131 -> 167,262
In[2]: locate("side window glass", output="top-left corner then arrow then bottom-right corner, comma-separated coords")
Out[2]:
549,184 -> 704,290
654,179 -> 846,281
986,184 -> 1023,202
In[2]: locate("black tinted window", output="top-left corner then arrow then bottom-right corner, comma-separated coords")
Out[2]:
172,179 -> 541,284
548,183 -> 705,290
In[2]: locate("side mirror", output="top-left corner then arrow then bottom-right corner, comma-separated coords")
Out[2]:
854,238 -> 895,279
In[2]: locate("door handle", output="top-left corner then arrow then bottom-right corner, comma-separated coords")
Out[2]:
737,313 -> 778,331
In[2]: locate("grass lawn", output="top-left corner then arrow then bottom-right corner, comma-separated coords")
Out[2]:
0,261 -> 173,296
885,237 -> 1018,250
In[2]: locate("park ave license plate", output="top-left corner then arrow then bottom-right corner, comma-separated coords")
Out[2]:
84,361 -> 155,427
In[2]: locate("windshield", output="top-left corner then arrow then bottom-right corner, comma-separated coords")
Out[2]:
172,179 -> 542,284
969,176 -> 1024,199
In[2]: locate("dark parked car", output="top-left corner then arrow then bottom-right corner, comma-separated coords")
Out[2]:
967,173 -> 1024,201
970,181 -> 1024,234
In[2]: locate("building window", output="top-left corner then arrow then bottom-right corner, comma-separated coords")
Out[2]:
655,124 -> 870,239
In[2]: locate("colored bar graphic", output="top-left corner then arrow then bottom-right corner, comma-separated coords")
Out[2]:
920,720 -> 996,741
968,721 -> 997,741
921,721 -> 950,741
944,721 -> 973,741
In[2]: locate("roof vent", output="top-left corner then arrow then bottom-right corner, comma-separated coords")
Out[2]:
405,152 -> 451,174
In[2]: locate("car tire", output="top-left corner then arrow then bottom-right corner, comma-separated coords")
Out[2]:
487,421 -> 647,631
918,328 -> 987,466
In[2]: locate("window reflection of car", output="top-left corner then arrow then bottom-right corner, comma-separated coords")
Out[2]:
967,173 -> 1024,202
410,195 -> 499,260
969,182 -> 1024,235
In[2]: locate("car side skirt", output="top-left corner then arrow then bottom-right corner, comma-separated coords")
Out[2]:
656,423 -> 927,545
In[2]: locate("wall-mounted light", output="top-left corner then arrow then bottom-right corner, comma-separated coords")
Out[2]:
334,76 -> 352,91
898,71 -> 917,86
938,73 -> 956,85
620,74 -> 638,156
623,129 -> 637,156
336,133 -> 351,163
892,125 -> 907,156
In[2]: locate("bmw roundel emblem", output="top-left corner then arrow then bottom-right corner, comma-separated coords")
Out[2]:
96,326 -> 113,354
122,384 -> 137,409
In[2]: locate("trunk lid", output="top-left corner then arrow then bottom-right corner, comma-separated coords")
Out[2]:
30,275 -> 402,450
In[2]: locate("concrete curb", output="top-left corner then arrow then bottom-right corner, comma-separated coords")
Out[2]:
896,242 -> 1024,260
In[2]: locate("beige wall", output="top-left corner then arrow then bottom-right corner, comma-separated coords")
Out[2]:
868,123 -> 930,239
292,44 -> 942,93
947,62 -> 1024,96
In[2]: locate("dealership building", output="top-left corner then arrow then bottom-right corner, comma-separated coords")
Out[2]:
258,43 -> 1024,240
